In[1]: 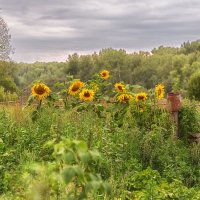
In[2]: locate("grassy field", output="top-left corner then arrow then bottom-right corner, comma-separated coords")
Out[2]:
0,76 -> 200,199
0,97 -> 200,199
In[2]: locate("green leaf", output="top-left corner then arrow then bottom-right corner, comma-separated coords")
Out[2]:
96,104 -> 104,111
76,141 -> 88,152
103,182 -> 112,195
85,181 -> 102,194
63,151 -> 75,164
53,143 -> 65,156
31,110 -> 39,122
48,93 -> 59,101
103,96 -> 110,101
76,104 -> 87,112
89,181 -> 101,190
25,95 -> 34,107
54,82 -> 64,88
62,167 -> 76,185
43,139 -> 56,148
78,152 -> 91,164
73,166 -> 84,177
85,182 -> 93,193
89,150 -> 101,161
88,174 -> 101,181
78,192 -> 87,199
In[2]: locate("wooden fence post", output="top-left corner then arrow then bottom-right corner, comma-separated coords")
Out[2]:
167,92 -> 182,138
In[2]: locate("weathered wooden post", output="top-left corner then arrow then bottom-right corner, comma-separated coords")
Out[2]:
167,92 -> 182,138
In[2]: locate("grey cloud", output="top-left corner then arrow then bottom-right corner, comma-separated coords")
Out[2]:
0,0 -> 200,62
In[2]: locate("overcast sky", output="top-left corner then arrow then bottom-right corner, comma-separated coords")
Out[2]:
0,0 -> 200,62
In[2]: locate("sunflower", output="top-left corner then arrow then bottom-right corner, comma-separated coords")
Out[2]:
155,84 -> 165,100
68,80 -> 84,96
79,89 -> 95,102
31,83 -> 51,100
114,83 -> 126,93
100,70 -> 110,80
117,93 -> 133,103
136,92 -> 147,102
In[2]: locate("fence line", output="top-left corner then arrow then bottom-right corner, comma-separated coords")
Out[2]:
0,101 -> 22,105
0,99 -> 199,107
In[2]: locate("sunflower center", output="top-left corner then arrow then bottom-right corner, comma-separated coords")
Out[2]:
72,84 -> 80,92
34,85 -> 45,95
123,96 -> 129,101
118,86 -> 123,91
84,92 -> 91,97
158,89 -> 162,96
102,73 -> 106,77
138,95 -> 145,100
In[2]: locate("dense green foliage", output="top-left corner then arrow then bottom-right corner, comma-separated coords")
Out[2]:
179,100 -> 200,140
0,99 -> 199,199
16,62 -> 67,91
1,16 -> 200,199
0,61 -> 18,101
0,17 -> 18,100
0,61 -> 17,92
13,40 -> 200,99
0,40 -> 200,100
188,70 -> 200,100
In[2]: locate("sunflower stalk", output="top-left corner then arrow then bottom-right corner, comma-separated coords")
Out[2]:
37,100 -> 42,110
87,130 -> 93,150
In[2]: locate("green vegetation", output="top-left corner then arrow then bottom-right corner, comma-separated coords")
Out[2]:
0,70 -> 200,199
0,40 -> 200,101
1,19 -> 200,198
188,71 -> 200,100
0,100 -> 199,199
12,40 -> 200,99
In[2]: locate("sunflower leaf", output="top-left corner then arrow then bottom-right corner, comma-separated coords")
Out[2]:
62,166 -> 76,185
78,152 -> 91,164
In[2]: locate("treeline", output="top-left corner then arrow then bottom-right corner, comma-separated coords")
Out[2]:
1,40 -> 200,100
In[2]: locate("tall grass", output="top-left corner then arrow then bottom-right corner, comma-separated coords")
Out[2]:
0,103 -> 200,199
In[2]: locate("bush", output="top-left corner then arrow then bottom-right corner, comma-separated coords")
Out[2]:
20,139 -> 111,200
124,167 -> 200,200
188,71 -> 200,100
0,86 -> 18,102
179,100 -> 200,139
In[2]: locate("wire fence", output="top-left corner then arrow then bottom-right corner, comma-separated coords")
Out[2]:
0,99 -> 24,105
0,98 -> 199,108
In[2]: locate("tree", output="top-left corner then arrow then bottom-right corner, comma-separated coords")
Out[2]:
0,16 -> 12,61
181,40 -> 200,54
188,71 -> 200,100
0,61 -> 17,92
0,17 -> 17,93
65,53 -> 80,76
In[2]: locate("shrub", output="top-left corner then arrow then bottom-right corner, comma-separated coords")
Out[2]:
188,71 -> 200,100
0,86 -> 18,102
179,100 -> 200,139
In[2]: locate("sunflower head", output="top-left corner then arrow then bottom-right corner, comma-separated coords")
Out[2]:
136,92 -> 147,102
114,83 -> 126,93
155,84 -> 165,100
68,80 -> 84,96
31,83 -> 51,100
117,93 -> 133,103
79,89 -> 95,102
100,70 -> 110,80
